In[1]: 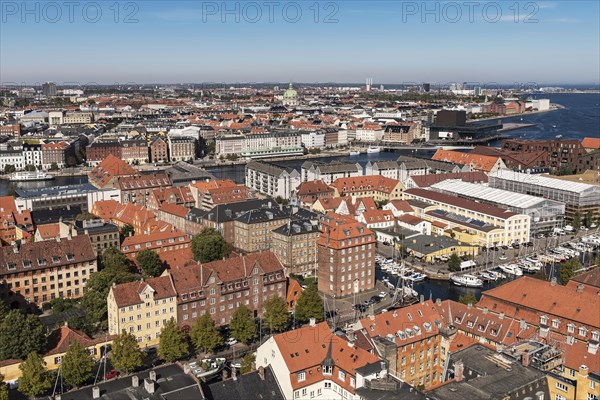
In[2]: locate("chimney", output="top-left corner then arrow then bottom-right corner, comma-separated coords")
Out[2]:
550,277 -> 557,286
576,284 -> 584,294
482,307 -> 488,315
522,352 -> 530,367
535,391 -> 545,400
309,318 -> 316,327
419,294 -> 424,304
454,360 -> 464,382
499,311 -> 505,320
12,241 -> 18,254
258,366 -> 265,381
232,366 -> 238,381
144,378 -> 155,394
222,369 -> 229,380
579,365 -> 589,377
149,370 -> 156,381
436,298 -> 442,306
132,375 -> 139,387
92,386 -> 100,399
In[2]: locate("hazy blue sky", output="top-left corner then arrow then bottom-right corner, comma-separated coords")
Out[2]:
1,1 -> 598,84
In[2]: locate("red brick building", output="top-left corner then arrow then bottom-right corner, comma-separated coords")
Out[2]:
116,173 -> 172,207
41,141 -> 70,170
501,139 -> 589,173
0,124 -> 21,137
167,252 -> 286,328
86,141 -> 122,166
317,213 -> 376,297
150,137 -> 169,163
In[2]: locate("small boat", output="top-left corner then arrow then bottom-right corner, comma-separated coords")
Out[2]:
9,171 -> 55,181
407,272 -> 426,282
480,272 -> 497,281
349,150 -> 360,156
366,146 -> 381,154
189,358 -> 226,379
499,264 -> 523,277
451,274 -> 484,288
396,285 -> 418,298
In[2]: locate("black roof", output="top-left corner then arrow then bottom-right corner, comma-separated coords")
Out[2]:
204,365 -> 284,400
31,206 -> 83,225
187,199 -> 274,223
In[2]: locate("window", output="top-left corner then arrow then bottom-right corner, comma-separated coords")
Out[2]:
323,365 -> 332,375
556,382 -> 569,392
297,371 -> 306,382
324,382 -> 331,389
338,370 -> 346,381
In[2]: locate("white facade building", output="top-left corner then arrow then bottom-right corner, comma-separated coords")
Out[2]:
301,131 -> 325,149
246,160 -> 301,199
301,161 -> 362,185
0,150 -> 25,171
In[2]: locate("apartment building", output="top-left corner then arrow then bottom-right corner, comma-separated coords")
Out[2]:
107,275 -> 177,346
22,143 -> 43,169
87,154 -> 137,189
0,235 -> 97,310
116,173 -> 172,207
432,149 -> 507,173
168,136 -> 196,162
234,207 -> 290,253
295,180 -> 335,207
332,176 -> 404,202
189,179 -> 251,210
245,160 -> 301,200
168,252 -> 286,328
215,131 -> 303,159
403,188 -> 531,246
270,219 -> 320,277
120,139 -> 148,164
147,186 -> 194,211
86,141 -> 123,166
0,196 -> 34,245
121,228 -> 191,262
58,219 -> 120,256
41,141 -> 70,170
14,183 -> 121,213
317,213 -> 376,297
301,161 -> 362,185
357,300 -> 450,389
256,321 -> 386,400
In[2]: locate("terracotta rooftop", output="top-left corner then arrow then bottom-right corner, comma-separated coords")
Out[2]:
111,275 -> 177,308
432,149 -> 502,172
408,171 -> 488,188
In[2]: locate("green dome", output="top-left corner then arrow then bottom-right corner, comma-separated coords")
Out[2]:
283,83 -> 298,99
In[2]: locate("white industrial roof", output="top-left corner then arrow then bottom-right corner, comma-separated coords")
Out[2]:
430,180 -> 560,209
490,170 -> 599,195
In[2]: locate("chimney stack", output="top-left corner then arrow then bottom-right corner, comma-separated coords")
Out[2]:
419,294 -> 424,304
92,386 -> 100,399
222,369 -> 229,380
576,284 -> 584,294
454,360 -> 464,382
499,311 -> 505,320
309,318 -> 316,327
144,378 -> 155,394
550,277 -> 557,286
258,366 -> 265,381
132,375 -> 139,387
522,352 -> 530,367
436,298 -> 442,306
232,366 -> 238,381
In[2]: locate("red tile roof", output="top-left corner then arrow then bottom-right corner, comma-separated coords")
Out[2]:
88,155 -> 137,188
46,325 -> 114,356
432,149 -> 502,172
408,171 -> 488,188
332,175 -> 402,195
111,275 -> 177,308
387,199 -> 413,213
582,137 -> 600,149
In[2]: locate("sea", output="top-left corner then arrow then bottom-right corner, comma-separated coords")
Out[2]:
1,93 -> 598,301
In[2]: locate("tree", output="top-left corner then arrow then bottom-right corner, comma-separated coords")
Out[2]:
448,253 -> 462,272
18,352 -> 52,398
459,294 -> 477,305
240,352 -> 255,375
263,296 -> 289,332
111,332 -> 144,373
0,373 -> 9,400
191,228 -> 231,263
101,247 -> 132,271
190,314 -> 223,353
50,297 -> 79,314
0,311 -> 47,360
158,318 -> 188,362
49,162 -> 59,171
136,249 -> 164,277
61,341 -> 94,387
3,165 -> 15,174
559,258 -> 581,285
81,267 -> 136,326
229,305 -> 256,344
295,282 -> 324,324
573,211 -> 582,231
121,224 -> 134,238
75,211 -> 96,221
25,164 -> 36,172
584,211 -> 593,228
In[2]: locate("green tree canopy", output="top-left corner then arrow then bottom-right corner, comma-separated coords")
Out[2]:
229,305 -> 256,344
136,249 -> 165,277
121,224 -> 134,238
190,314 -> 223,353
81,267 -> 137,326
61,341 -> 95,387
573,211 -> 582,230
18,352 -> 52,398
111,332 -> 144,373
295,283 -> 324,324
584,211 -> 594,228
240,352 -> 255,375
50,297 -> 78,314
0,373 -> 8,400
3,165 -> 16,174
448,253 -> 462,272
49,162 -> 59,171
560,258 -> 581,285
191,228 -> 231,263
101,247 -> 132,271
75,211 -> 97,221
459,294 -> 478,305
0,310 -> 47,360
263,296 -> 289,332
158,318 -> 188,362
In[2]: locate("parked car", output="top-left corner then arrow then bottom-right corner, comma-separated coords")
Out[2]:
225,338 -> 238,346
103,370 -> 119,380
370,295 -> 382,304
511,243 -> 520,249
378,291 -> 388,298
499,255 -> 508,261
501,245 -> 509,250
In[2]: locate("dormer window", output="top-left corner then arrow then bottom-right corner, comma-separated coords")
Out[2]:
38,258 -> 46,266
22,260 -> 32,268
540,315 -> 548,325
592,331 -> 599,341
579,327 -> 587,337
423,322 -> 432,332
66,253 -> 75,261
7,263 -> 16,270
552,319 -> 560,329
338,370 -> 346,381
567,323 -> 575,333
297,371 -> 306,382
323,365 -> 332,375
52,256 -> 61,264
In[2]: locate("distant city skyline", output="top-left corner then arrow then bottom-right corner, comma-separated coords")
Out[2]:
1,1 -> 598,84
